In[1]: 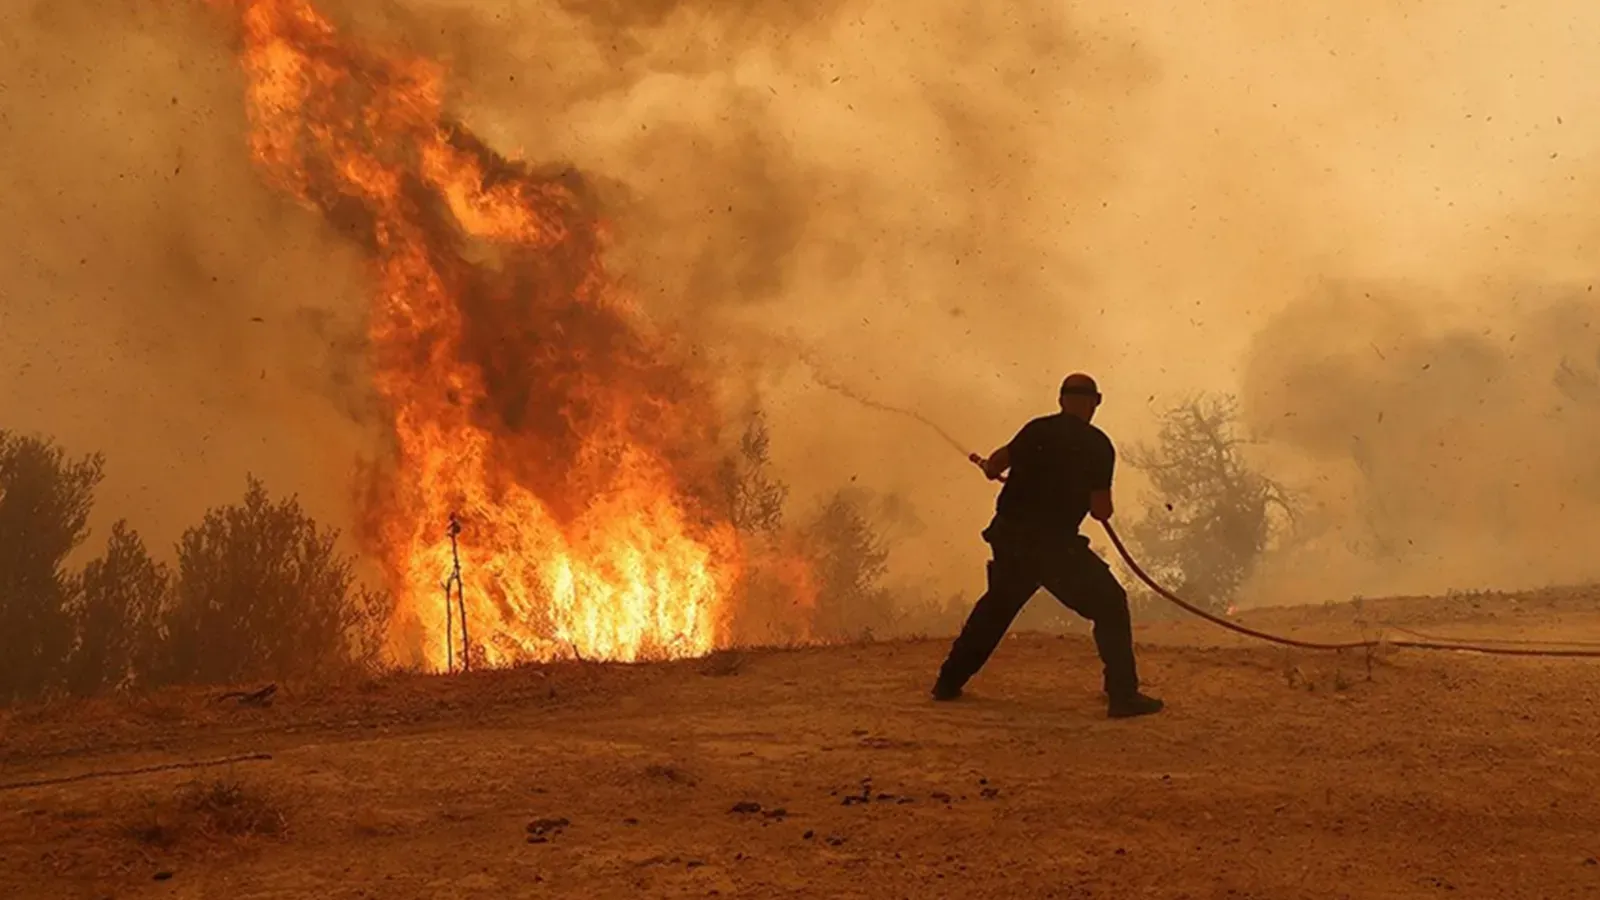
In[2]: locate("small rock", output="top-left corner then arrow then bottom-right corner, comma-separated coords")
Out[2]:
526,836 -> 549,845
525,817 -> 570,839
931,792 -> 952,803
729,801 -> 763,814
153,871 -> 174,882
1585,857 -> 1598,866
762,807 -> 788,820
803,830 -> 815,840
826,835 -> 847,847
623,817 -> 639,826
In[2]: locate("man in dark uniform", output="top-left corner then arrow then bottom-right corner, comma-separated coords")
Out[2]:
932,373 -> 1164,719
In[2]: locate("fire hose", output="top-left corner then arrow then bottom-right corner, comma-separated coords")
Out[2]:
963,453 -> 1600,659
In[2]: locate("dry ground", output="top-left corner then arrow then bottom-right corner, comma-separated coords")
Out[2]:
4,588 -> 1600,900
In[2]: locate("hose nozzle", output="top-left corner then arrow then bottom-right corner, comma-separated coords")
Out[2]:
968,452 -> 1006,482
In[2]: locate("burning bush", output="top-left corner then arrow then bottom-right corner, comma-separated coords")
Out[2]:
4,0 -> 931,685
1125,395 -> 1295,614
0,410 -> 908,701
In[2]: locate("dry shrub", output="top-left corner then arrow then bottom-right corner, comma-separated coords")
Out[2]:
717,414 -> 813,647
800,490 -> 897,642
125,778 -> 287,850
698,649 -> 745,677
718,413 -> 909,646
1125,394 -> 1296,614
642,763 -> 699,786
182,779 -> 288,839
718,413 -> 788,536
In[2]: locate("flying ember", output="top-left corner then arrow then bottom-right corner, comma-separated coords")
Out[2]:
210,0 -> 750,669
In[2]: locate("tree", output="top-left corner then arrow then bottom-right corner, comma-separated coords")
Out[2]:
67,521 -> 168,695
801,491 -> 896,641
0,431 -> 103,702
1125,395 -> 1293,614
718,412 -> 788,536
161,477 -> 386,685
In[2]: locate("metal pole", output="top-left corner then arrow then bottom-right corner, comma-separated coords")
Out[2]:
448,513 -> 470,672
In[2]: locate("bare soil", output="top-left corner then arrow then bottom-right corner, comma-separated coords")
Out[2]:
3,588 -> 1599,900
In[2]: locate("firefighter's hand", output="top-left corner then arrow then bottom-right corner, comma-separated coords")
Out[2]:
1089,490 -> 1114,522
969,453 -> 1002,481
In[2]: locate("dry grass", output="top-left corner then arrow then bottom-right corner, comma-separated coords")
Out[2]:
124,778 -> 287,850
697,650 -> 745,677
642,762 -> 699,786
7,599 -> 1600,899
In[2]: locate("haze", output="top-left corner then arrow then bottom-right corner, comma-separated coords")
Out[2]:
3,0 -> 1597,613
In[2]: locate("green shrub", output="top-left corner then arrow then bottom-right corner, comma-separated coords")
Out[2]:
160,477 -> 388,685
0,432 -> 102,701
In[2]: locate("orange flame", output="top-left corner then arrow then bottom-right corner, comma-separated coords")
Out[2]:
215,0 -> 764,668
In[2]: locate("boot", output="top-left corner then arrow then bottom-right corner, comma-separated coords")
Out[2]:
1107,691 -> 1164,719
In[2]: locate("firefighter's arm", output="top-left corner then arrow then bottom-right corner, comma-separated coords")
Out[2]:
971,421 -> 1036,481
1088,434 -> 1116,521
967,445 -> 1011,481
981,444 -> 1012,481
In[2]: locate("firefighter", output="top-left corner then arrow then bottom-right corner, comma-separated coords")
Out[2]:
932,373 -> 1164,719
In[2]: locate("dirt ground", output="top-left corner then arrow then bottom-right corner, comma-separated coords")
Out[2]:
4,588 -> 1600,900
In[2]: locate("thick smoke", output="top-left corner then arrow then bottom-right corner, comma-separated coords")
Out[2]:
0,0 -> 378,549
330,0 -> 1600,601
3,0 -> 1152,595
5,0 -> 1600,613
1240,281 -> 1600,600
328,0 -> 1156,599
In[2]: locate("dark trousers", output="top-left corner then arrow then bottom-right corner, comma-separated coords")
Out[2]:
936,518 -> 1140,698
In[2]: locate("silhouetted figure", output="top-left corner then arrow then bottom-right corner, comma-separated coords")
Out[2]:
933,373 -> 1164,719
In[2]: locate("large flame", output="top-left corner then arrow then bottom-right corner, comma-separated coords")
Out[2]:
215,0 -> 758,668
